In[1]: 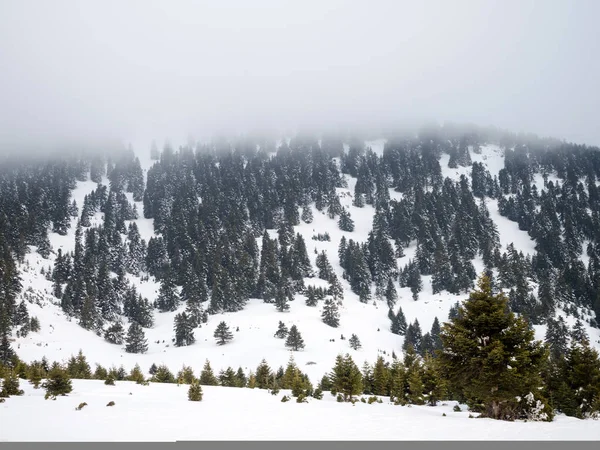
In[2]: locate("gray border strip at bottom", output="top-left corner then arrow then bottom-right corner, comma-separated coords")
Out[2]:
0,442 -> 599,450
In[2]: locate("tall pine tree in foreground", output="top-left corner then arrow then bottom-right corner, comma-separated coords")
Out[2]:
439,274 -> 552,421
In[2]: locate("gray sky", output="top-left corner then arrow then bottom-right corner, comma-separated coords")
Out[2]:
1,0 -> 599,149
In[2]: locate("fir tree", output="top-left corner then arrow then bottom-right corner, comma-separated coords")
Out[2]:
285,325 -> 305,351
214,321 -> 234,346
177,365 -> 197,385
321,297 -> 340,328
338,208 -> 355,232
274,286 -> 290,312
439,275 -> 552,421
329,353 -> 363,402
199,360 -> 219,386
255,359 -> 274,389
28,365 -> 43,389
104,322 -> 125,345
349,334 -> 362,350
151,365 -> 176,383
42,364 -> 73,399
571,319 -> 589,344
274,321 -> 289,339
188,381 -> 203,401
384,277 -> 398,309
174,312 -> 195,347
0,370 -> 23,397
125,322 -> 148,354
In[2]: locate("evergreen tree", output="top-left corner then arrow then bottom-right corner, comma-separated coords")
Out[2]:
42,364 -> 73,399
199,360 -> 219,386
151,365 -> 176,383
349,334 -> 361,350
321,297 -> 340,328
371,356 -> 390,396
557,341 -> 600,418
188,381 -> 203,401
545,316 -> 569,360
338,208 -> 355,232
384,277 -> 398,309
315,251 -> 334,280
285,325 -> 305,351
125,322 -> 148,354
570,319 -> 589,344
390,306 -> 408,336
255,359 -> 274,389
177,365 -> 197,384
274,286 -> 290,312
174,312 -> 195,347
403,319 -> 423,354
0,370 -> 24,397
329,353 -> 363,402
439,275 -> 552,421
156,275 -> 180,313
274,321 -> 289,339
214,321 -> 234,346
104,322 -> 125,345
28,365 -> 43,389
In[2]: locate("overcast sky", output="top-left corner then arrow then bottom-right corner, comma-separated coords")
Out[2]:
1,0 -> 599,149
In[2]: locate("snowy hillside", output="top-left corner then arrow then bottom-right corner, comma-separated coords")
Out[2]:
1,379 -> 598,441
11,138 -> 600,387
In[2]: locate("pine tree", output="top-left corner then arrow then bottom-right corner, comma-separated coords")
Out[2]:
545,316 -> 569,360
188,381 -> 203,401
439,275 -> 552,421
403,319 -> 423,354
301,206 -> 313,224
0,370 -> 24,397
125,322 -> 148,354
174,312 -> 195,347
177,365 -> 197,384
557,341 -> 600,418
285,325 -> 305,351
384,277 -> 398,309
156,275 -> 180,312
28,365 -> 43,389
349,334 -> 361,350
274,286 -> 290,312
104,322 -> 125,345
128,364 -> 145,384
255,359 -> 273,389
321,297 -> 340,328
199,360 -> 219,386
214,321 -> 234,346
151,365 -> 176,383
338,208 -> 355,232
274,321 -> 289,339
390,306 -> 407,336
329,353 -> 363,402
371,356 -> 390,396
42,364 -> 73,399
315,251 -> 333,280
570,319 -> 589,344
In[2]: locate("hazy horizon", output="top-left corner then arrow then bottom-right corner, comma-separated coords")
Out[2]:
1,0 -> 600,151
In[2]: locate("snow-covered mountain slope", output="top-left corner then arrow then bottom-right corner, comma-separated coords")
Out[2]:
11,139 -> 600,386
1,379 -> 597,441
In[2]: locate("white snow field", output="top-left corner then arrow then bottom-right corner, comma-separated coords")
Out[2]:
1,379 -> 599,441
6,139 -> 600,440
